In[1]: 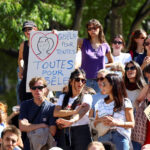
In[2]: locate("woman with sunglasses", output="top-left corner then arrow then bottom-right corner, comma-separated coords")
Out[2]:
124,61 -> 146,108
128,29 -> 147,60
110,35 -> 132,65
94,73 -> 134,150
89,69 -> 110,118
136,35 -> 150,70
53,68 -> 92,150
77,19 -> 113,93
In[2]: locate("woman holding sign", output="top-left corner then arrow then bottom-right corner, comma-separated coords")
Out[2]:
54,68 -> 92,150
78,19 -> 113,93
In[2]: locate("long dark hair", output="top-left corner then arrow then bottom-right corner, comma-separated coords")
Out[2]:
124,61 -> 146,89
86,19 -> 106,43
62,69 -> 86,109
143,35 -> 150,55
129,29 -> 146,52
105,74 -> 127,111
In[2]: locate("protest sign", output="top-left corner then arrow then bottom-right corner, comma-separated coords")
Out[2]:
26,31 -> 78,91
144,105 -> 150,121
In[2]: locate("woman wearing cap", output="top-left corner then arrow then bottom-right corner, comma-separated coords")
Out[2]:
18,21 -> 38,102
77,19 -> 113,93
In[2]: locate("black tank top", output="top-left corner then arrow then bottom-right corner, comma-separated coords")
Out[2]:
23,40 -> 29,79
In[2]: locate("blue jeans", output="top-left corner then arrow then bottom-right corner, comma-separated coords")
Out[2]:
98,130 -> 129,150
86,79 -> 100,93
132,141 -> 142,150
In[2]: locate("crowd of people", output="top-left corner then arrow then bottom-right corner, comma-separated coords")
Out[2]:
0,18 -> 150,150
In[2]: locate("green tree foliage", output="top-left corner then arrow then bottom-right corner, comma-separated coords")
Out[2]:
0,0 -> 150,109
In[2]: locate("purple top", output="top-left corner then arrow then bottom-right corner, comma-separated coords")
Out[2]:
81,39 -> 110,79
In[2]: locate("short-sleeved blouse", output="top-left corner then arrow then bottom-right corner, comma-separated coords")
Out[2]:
81,39 -> 110,79
95,98 -> 133,140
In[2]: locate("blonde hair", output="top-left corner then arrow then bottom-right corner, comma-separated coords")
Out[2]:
88,141 -> 105,150
97,69 -> 110,76
0,102 -> 7,124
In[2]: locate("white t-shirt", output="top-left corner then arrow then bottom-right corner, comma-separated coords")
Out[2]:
105,52 -> 132,65
95,98 -> 133,140
57,94 -> 92,126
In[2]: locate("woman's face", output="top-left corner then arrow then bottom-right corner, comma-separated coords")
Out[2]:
144,38 -> 150,53
126,63 -> 137,81
97,73 -> 105,89
134,33 -> 146,46
87,24 -> 100,38
70,74 -> 86,95
112,37 -> 124,52
101,78 -> 112,95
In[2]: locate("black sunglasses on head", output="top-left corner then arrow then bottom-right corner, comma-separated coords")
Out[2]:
74,78 -> 86,84
31,86 -> 46,90
125,66 -> 136,71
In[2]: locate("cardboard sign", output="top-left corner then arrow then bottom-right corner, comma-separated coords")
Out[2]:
26,31 -> 78,92
144,105 -> 150,121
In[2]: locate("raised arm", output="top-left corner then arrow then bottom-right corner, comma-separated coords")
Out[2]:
18,42 -> 24,79
77,38 -> 83,51
105,51 -> 114,68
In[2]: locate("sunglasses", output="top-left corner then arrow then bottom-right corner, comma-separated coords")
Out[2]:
88,26 -> 99,31
74,78 -> 86,84
144,42 -> 150,46
113,41 -> 123,45
139,37 -> 145,39
23,27 -> 33,32
31,86 -> 46,90
96,77 -> 104,82
125,66 -> 136,71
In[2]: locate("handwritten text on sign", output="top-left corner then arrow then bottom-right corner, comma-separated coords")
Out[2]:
26,31 -> 78,91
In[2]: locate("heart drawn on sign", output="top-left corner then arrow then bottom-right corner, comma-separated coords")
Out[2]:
31,32 -> 58,61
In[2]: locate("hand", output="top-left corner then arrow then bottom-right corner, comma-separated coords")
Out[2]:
101,116 -> 117,126
142,56 -> 150,67
51,29 -> 58,34
56,118 -> 73,128
141,144 -> 150,150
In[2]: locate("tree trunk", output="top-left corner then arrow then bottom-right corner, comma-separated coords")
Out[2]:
72,0 -> 86,30
110,11 -> 123,40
